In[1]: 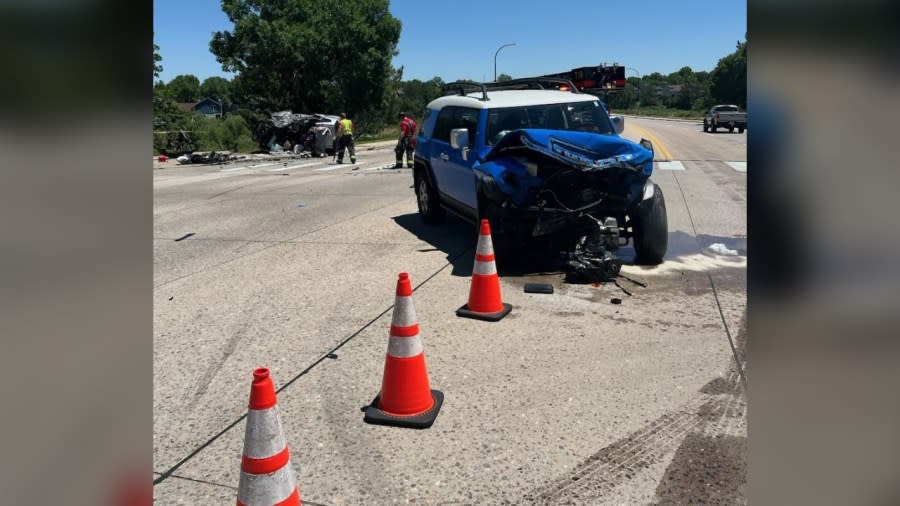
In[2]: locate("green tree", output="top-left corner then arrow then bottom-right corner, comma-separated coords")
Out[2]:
210,0 -> 401,129
200,76 -> 232,104
153,43 -> 163,80
497,73 -> 512,82
167,74 -> 202,103
709,41 -> 746,108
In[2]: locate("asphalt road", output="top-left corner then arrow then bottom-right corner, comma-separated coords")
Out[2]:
153,118 -> 747,505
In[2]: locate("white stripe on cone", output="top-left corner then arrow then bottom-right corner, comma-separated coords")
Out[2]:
391,295 -> 418,328
476,234 -> 494,256
473,259 -> 497,276
388,334 -> 424,358
242,408 -> 287,459
237,466 -> 297,506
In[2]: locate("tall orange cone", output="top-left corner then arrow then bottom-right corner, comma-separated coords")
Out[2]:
364,272 -> 443,429
457,219 -> 513,321
236,368 -> 302,506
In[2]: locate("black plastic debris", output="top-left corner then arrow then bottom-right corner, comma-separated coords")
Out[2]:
562,217 -> 622,282
326,353 -> 338,359
174,233 -> 195,242
611,297 -> 622,304
524,283 -> 554,294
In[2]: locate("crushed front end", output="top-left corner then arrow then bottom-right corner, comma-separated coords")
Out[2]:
473,129 -> 655,279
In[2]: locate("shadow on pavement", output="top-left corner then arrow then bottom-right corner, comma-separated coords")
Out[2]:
392,213 -> 476,277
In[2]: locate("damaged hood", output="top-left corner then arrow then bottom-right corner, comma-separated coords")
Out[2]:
473,129 -> 654,206
483,129 -> 653,171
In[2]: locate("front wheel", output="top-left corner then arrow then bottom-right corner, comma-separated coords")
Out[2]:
415,169 -> 444,224
633,184 -> 668,265
703,121 -> 709,132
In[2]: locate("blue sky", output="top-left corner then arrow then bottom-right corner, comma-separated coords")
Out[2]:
154,0 -> 746,83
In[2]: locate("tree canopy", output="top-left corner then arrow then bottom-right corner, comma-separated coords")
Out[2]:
167,74 -> 202,103
709,41 -> 747,108
210,0 -> 401,120
200,76 -> 232,104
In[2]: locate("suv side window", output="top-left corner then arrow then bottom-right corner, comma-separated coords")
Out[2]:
454,107 -> 479,147
433,107 -> 456,142
434,106 -> 480,146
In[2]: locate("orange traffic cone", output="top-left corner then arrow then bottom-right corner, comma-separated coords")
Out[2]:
364,272 -> 443,429
236,368 -> 302,506
457,219 -> 513,321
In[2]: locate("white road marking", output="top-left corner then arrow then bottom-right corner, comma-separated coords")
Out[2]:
265,161 -> 320,172
655,160 -> 685,171
725,161 -> 747,172
219,162 -> 277,172
362,163 -> 399,172
313,164 -> 352,172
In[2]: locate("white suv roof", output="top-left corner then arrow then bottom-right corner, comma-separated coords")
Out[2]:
428,89 -> 598,110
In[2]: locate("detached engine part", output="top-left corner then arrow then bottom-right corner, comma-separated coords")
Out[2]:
563,217 -> 622,281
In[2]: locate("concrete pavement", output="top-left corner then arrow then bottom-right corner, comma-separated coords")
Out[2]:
153,118 -> 746,504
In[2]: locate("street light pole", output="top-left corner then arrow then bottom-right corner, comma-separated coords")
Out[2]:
494,43 -> 516,82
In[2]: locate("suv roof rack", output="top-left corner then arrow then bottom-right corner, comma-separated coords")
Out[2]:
484,77 -> 582,93
442,82 -> 490,101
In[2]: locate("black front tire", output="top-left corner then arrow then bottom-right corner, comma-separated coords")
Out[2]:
414,168 -> 444,224
633,184 -> 668,265
703,121 -> 709,132
729,125 -> 735,133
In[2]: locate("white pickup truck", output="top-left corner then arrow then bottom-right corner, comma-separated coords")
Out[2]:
703,105 -> 746,133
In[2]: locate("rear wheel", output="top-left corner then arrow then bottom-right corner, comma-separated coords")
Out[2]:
415,169 -> 444,224
729,125 -> 735,133
738,126 -> 745,133
633,184 -> 668,265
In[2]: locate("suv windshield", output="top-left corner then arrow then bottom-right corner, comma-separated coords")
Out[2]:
486,101 -> 614,145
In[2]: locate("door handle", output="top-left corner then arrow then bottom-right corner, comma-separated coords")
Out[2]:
440,152 -> 449,161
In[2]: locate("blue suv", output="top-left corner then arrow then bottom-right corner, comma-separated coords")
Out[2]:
413,79 -> 667,266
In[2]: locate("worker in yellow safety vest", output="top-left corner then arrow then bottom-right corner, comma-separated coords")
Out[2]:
335,112 -> 356,164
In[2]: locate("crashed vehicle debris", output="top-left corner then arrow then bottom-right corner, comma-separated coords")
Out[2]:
253,111 -> 340,155
413,79 -> 667,276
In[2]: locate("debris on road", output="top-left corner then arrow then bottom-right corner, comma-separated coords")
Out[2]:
174,233 -> 195,242
708,243 -> 739,256
524,283 -> 554,294
176,154 -> 190,164
562,217 -> 623,282
611,297 -> 622,304
326,353 -> 338,359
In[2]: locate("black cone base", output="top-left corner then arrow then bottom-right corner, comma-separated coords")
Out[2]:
456,302 -> 512,322
363,390 -> 443,429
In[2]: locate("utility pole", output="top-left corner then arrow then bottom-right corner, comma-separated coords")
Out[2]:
494,43 -> 516,82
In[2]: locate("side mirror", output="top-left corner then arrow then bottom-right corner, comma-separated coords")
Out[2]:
611,115 -> 625,134
450,128 -> 470,149
639,137 -> 654,155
